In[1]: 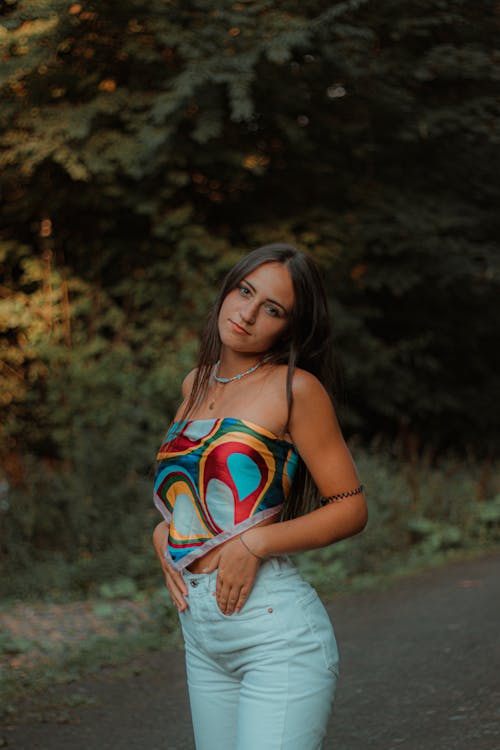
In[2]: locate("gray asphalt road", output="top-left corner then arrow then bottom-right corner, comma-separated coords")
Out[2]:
3,553 -> 500,750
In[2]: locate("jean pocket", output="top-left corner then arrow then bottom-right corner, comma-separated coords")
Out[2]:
210,581 -> 274,623
299,589 -> 339,675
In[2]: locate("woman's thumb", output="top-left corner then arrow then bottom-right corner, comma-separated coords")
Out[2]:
201,555 -> 219,574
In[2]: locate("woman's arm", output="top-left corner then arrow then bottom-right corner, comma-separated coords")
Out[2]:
205,369 -> 367,614
243,368 -> 367,558
152,368 -> 199,610
152,521 -> 190,611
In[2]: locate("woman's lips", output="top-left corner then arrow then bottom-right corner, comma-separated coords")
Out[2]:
228,319 -> 250,335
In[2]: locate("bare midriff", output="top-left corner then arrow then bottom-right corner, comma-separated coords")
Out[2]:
186,514 -> 281,573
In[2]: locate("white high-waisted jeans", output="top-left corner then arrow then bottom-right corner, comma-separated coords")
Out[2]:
179,556 -> 339,750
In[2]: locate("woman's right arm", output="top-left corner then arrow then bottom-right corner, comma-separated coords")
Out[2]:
152,368 -> 199,610
152,522 -> 189,611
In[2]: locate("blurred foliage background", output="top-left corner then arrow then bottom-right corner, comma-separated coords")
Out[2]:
1,0 -> 499,599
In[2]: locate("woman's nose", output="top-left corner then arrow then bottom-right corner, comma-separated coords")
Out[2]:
240,301 -> 258,325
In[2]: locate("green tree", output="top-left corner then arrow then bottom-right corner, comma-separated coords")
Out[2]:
0,0 -> 498,579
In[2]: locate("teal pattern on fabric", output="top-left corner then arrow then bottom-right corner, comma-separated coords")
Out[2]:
154,418 -> 299,570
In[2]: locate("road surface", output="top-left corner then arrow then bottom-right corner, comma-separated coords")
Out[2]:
3,553 -> 499,750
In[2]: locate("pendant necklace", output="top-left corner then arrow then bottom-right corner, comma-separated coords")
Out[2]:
208,380 -> 221,411
208,359 -> 264,410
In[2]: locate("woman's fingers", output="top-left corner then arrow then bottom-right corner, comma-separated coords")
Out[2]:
216,583 -> 240,615
152,522 -> 189,611
202,555 -> 219,574
216,565 -> 258,615
164,576 -> 188,611
213,537 -> 262,614
165,564 -> 189,597
163,564 -> 189,611
217,581 -> 247,615
234,585 -> 250,613
165,581 -> 188,611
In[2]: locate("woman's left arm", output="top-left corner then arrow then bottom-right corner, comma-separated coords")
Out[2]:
244,369 -> 368,558
205,370 -> 367,615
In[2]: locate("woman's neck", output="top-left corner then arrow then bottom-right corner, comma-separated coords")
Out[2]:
217,349 -> 263,380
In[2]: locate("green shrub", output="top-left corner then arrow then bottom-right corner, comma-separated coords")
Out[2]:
296,446 -> 500,593
1,441 -> 498,600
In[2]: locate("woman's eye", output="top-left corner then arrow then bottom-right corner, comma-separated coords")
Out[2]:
238,285 -> 251,296
265,304 -> 280,317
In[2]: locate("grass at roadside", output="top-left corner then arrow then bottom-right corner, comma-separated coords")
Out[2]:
0,587 -> 181,721
2,542 -> 499,724
2,445 -> 499,720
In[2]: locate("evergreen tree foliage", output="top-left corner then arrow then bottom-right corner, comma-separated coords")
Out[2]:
0,0 -> 498,574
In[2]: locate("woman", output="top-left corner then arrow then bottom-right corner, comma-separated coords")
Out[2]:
153,243 -> 367,750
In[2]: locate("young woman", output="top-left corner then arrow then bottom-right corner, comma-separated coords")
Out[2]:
152,243 -> 367,750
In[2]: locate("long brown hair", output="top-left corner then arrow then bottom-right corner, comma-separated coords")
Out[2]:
181,243 -> 337,519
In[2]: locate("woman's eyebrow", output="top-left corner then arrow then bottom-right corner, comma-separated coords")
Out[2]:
241,278 -> 289,315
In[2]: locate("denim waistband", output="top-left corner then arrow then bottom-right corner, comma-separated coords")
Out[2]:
181,555 -> 295,594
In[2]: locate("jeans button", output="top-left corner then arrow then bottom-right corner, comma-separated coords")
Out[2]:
190,579 -> 199,588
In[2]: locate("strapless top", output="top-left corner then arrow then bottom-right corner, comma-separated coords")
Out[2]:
154,417 -> 299,570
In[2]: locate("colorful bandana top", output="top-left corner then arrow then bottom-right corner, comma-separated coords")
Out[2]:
154,417 -> 299,570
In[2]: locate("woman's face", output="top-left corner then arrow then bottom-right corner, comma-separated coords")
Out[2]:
218,262 -> 294,357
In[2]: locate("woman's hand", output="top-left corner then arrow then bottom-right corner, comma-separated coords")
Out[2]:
203,534 -> 262,615
152,521 -> 189,612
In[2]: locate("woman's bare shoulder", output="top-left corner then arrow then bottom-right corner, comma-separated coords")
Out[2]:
181,368 -> 198,399
291,367 -> 326,398
262,365 -> 328,410
289,367 -> 336,428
